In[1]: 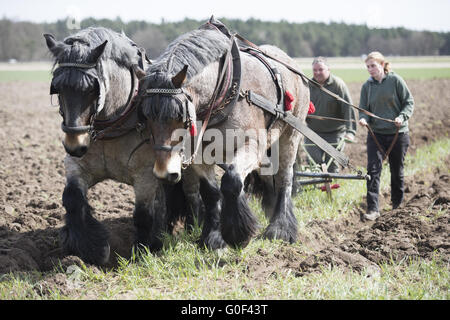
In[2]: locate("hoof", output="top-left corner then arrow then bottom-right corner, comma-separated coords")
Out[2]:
220,194 -> 259,249
199,230 -> 227,250
133,236 -> 164,254
262,224 -> 297,244
60,226 -> 111,265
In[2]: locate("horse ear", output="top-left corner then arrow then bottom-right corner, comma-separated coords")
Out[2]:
132,64 -> 146,80
43,33 -> 63,57
88,40 -> 108,62
171,65 -> 188,88
43,33 -> 57,50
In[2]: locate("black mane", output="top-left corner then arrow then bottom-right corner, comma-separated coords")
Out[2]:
50,27 -> 139,92
142,25 -> 231,121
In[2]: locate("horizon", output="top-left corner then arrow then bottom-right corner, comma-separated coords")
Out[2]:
3,15 -> 449,34
1,0 -> 449,33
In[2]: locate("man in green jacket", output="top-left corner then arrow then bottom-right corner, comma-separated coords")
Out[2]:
304,57 -> 357,173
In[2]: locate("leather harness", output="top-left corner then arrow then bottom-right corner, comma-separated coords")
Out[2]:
53,46 -> 150,141
135,18 -> 243,167
134,18 -> 352,170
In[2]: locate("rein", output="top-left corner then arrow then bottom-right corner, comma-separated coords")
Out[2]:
185,34 -> 235,167
90,68 -> 139,140
232,33 -> 403,175
234,34 -> 396,125
306,114 -> 357,123
233,33 -> 400,163
366,124 -> 399,162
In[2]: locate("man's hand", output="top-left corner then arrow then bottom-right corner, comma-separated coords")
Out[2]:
359,118 -> 368,127
394,117 -> 403,128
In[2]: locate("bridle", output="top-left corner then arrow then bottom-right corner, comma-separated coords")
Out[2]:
53,62 -> 139,140
133,18 -> 241,169
53,62 -> 103,136
137,36 -> 235,168
138,86 -> 196,156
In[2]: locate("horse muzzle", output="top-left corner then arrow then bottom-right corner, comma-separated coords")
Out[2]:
152,152 -> 182,184
62,132 -> 91,158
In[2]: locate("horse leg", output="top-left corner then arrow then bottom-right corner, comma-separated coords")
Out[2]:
133,179 -> 167,253
258,174 -> 278,218
263,130 -> 300,243
220,143 -> 260,248
60,177 -> 110,265
164,181 -> 188,234
181,166 -> 205,231
189,165 -> 226,250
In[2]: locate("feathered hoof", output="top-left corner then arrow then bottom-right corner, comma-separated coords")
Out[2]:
60,226 -> 111,265
133,236 -> 164,255
221,223 -> 256,249
262,224 -> 297,244
220,195 -> 259,249
199,230 -> 227,250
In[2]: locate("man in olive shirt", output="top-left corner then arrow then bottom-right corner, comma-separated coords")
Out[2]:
304,57 -> 357,173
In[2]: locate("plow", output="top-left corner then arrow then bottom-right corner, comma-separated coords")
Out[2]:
294,137 -> 370,200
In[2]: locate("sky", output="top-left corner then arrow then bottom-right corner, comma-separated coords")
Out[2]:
1,0 -> 449,32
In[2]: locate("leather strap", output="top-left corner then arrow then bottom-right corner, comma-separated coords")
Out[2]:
185,36 -> 234,167
91,68 -> 139,140
246,90 -> 350,168
367,124 -> 399,162
235,33 -> 396,125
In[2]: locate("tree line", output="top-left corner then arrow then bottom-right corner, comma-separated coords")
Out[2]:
1,16 -> 449,61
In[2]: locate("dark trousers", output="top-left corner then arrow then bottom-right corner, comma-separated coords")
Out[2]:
366,132 -> 410,212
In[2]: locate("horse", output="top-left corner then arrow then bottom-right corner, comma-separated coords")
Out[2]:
44,27 -> 204,265
135,18 -> 309,249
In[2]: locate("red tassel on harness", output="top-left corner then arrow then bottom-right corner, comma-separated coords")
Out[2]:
308,101 -> 316,114
320,183 -> 340,191
189,121 -> 197,137
284,90 -> 294,111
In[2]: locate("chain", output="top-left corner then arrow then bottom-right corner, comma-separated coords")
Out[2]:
145,88 -> 183,95
57,62 -> 97,69
88,111 -> 98,140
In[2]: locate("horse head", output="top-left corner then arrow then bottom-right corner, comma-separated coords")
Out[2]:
44,28 -> 142,158
137,65 -> 195,184
45,33 -> 108,157
135,24 -> 233,184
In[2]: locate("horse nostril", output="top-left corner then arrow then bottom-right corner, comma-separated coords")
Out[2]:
167,172 -> 180,183
66,145 -> 88,158
79,146 -> 88,155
